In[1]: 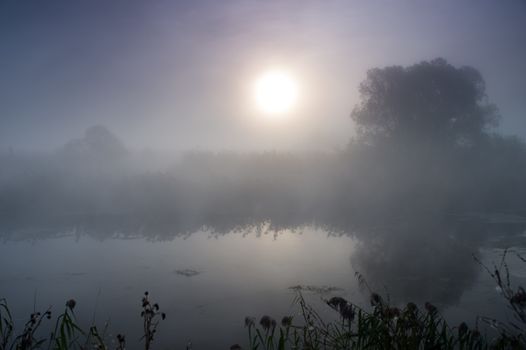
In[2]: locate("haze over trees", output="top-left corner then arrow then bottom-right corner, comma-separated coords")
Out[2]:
352,58 -> 499,148
1,58 -> 525,237
346,59 -> 526,216
1,58 -> 526,305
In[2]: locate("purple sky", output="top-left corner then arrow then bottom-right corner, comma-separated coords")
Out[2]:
1,0 -> 525,151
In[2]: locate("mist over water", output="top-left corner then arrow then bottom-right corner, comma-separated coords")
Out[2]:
2,100 -> 526,311
1,25 -> 526,345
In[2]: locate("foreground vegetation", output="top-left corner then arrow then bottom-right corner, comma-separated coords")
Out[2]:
0,292 -> 165,350
1,251 -> 525,350
234,251 -> 525,350
237,292 -> 486,350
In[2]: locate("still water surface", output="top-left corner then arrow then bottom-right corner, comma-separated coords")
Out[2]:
1,224 -> 525,349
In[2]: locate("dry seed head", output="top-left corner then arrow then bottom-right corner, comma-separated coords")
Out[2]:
66,299 -> 76,310
245,317 -> 255,328
259,315 -> 275,330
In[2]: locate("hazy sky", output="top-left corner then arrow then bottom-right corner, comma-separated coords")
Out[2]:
1,0 -> 525,152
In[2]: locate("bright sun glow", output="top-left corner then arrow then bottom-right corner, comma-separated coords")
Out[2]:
254,70 -> 299,115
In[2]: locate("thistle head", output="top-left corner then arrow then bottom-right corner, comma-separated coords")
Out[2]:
244,316 -> 255,328
458,322 -> 468,337
66,299 -> 76,310
327,297 -> 348,311
259,315 -> 275,331
340,304 -> 355,321
281,316 -> 293,327
406,302 -> 417,313
370,293 -> 382,307
424,302 -> 437,315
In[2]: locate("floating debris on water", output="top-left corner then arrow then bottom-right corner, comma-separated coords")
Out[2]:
288,284 -> 343,294
175,269 -> 201,277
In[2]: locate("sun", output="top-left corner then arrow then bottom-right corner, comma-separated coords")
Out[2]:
254,70 -> 299,115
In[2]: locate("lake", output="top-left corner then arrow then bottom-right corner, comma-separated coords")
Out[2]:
1,218 -> 525,349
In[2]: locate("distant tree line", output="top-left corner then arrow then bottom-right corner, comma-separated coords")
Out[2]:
0,58 -> 525,239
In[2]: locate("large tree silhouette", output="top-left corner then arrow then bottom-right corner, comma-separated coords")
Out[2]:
351,58 -> 499,148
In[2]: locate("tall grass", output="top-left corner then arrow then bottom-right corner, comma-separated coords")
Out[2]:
238,292 -> 487,350
474,248 -> 526,348
0,292 -> 165,350
237,253 -> 526,350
